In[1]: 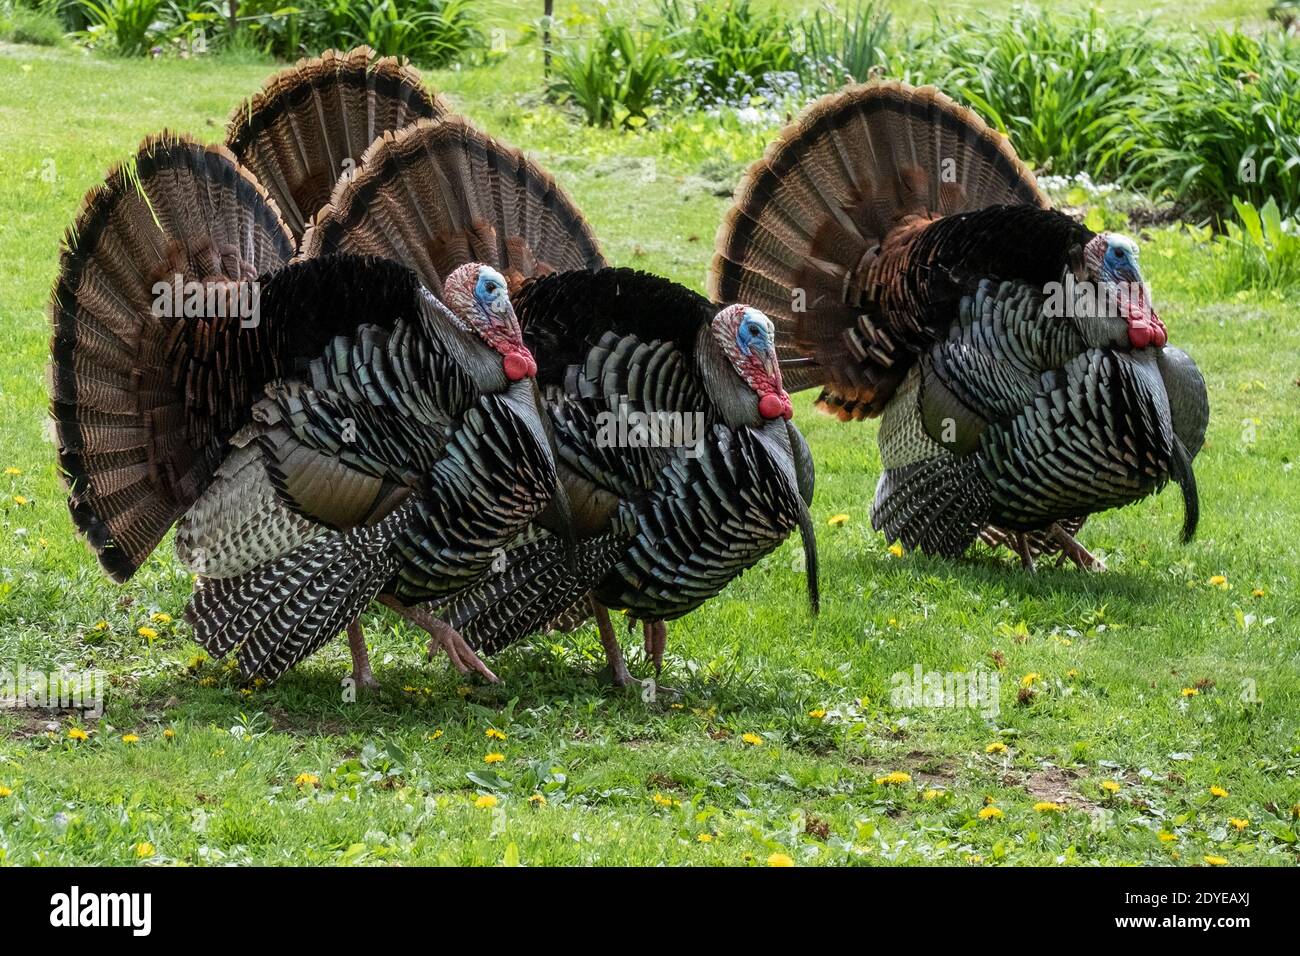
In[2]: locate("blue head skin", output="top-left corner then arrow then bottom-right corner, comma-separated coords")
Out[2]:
474,265 -> 510,317
1084,232 -> 1167,349
440,263 -> 536,381
712,304 -> 791,420
735,307 -> 776,358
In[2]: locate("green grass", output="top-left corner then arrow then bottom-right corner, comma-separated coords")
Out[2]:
1,31 -> 1299,866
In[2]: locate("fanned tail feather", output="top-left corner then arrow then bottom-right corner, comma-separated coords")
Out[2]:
49,134 -> 293,580
227,46 -> 449,242
299,116 -> 605,295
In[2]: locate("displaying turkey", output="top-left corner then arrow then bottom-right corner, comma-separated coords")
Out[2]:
710,82 -> 1208,569
300,118 -> 819,684
49,133 -> 562,688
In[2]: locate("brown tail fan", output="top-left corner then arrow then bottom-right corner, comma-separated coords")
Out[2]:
49,134 -> 294,581
710,81 -> 1048,412
226,46 -> 450,243
299,116 -> 606,295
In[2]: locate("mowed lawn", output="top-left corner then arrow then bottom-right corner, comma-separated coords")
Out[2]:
0,36 -> 1297,866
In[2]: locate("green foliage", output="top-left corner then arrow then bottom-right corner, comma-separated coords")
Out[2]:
318,0 -> 484,67
550,12 -> 681,128
0,2 -> 67,44
658,0 -> 797,104
798,0 -> 892,89
1216,198 -> 1300,291
924,6 -> 1164,179
1122,31 -> 1300,224
72,0 -> 166,55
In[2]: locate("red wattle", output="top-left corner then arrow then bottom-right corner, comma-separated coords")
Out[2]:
758,391 -> 792,421
503,350 -> 537,382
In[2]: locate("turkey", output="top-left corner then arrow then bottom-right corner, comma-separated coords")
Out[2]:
300,118 -> 819,685
710,82 -> 1208,569
49,133 -> 562,688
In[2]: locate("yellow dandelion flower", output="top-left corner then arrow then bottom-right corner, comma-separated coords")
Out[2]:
528,793 -> 546,807
4,467 -> 21,476
1203,855 -> 1228,867
137,626 -> 158,641
697,833 -> 713,843
67,728 -> 88,742
1251,588 -> 1266,597
1181,687 -> 1199,697
887,543 -> 905,557
767,852 -> 795,867
163,728 -> 175,740
1020,673 -> 1040,688
485,728 -> 507,741
652,793 -> 677,808
922,789 -> 943,802
12,495 -> 29,506
121,734 -> 140,744
0,785 -> 12,798
1033,801 -> 1064,813
428,729 -> 444,740
1208,575 -> 1227,587
93,620 -> 109,632
150,612 -> 172,625
827,514 -> 849,527
808,708 -> 826,719
1100,780 -> 1121,794
985,742 -> 1008,754
1209,785 -> 1229,798
198,676 -> 216,687
1065,669 -> 1079,679
1158,832 -> 1178,842
978,806 -> 1003,820
135,842 -> 155,859
484,752 -> 505,764
294,773 -> 320,788
475,794 -> 498,809
1229,818 -> 1248,831
875,771 -> 911,786
741,732 -> 764,746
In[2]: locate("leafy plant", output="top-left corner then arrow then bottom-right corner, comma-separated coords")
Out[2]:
1122,30 -> 1300,224
798,0 -> 892,90
1216,197 -> 1300,291
73,0 -> 166,55
925,6 -> 1167,180
659,0 -> 796,105
1,1 -> 68,44
550,13 -> 681,127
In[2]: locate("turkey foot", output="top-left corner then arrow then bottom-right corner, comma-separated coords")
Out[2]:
642,619 -> 668,677
591,598 -> 636,688
1049,524 -> 1107,572
379,596 -> 499,684
1012,533 -> 1037,572
346,620 -> 381,692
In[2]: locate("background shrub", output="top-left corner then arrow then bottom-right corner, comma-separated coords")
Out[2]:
1122,30 -> 1300,223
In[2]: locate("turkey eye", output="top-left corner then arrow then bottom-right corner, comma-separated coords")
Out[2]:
1114,248 -> 1126,259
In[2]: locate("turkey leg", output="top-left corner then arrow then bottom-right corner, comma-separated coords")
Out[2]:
346,620 -> 381,692
1049,524 -> 1107,572
642,619 -> 668,677
378,596 -> 500,684
591,597 -> 635,688
1011,533 -> 1037,572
